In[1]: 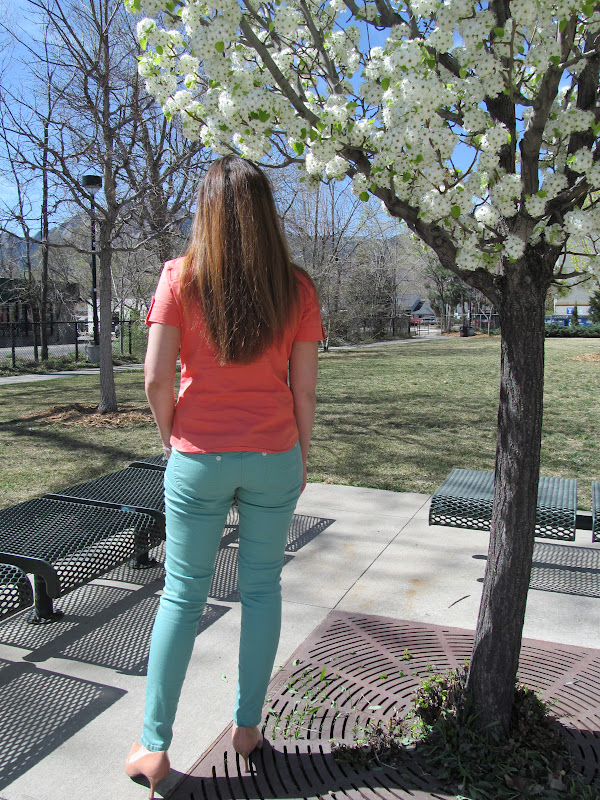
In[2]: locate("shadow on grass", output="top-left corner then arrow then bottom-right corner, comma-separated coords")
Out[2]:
0,418 -> 154,492
310,387 -> 497,491
321,340 -> 492,359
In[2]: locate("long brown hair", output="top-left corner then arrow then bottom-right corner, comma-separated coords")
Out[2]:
180,156 -> 299,363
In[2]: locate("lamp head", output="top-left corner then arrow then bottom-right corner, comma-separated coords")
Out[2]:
81,174 -> 103,196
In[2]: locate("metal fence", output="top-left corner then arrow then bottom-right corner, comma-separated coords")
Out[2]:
438,314 -> 501,334
0,320 -> 148,368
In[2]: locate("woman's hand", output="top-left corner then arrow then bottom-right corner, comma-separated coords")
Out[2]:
301,463 -> 308,493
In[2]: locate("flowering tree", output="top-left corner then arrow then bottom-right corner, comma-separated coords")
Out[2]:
129,0 -> 600,738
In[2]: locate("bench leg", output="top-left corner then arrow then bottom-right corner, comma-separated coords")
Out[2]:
133,551 -> 160,569
132,524 -> 163,569
27,575 -> 64,625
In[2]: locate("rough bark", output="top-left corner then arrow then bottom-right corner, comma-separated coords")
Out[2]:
40,115 -> 50,361
96,0 -> 117,414
97,225 -> 117,413
464,253 -> 551,738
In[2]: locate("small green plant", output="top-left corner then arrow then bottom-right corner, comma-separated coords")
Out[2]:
333,713 -> 406,771
400,648 -> 413,661
266,665 -> 345,741
333,664 -> 596,799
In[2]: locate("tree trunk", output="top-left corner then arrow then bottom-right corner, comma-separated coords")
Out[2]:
97,229 -> 117,413
465,259 -> 549,738
40,117 -> 50,362
97,0 -> 117,414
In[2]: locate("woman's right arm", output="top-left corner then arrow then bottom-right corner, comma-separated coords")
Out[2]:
145,322 -> 181,455
289,340 -> 319,492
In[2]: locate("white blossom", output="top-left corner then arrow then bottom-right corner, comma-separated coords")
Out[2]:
129,0 -> 599,274
504,234 -> 526,260
325,155 -> 349,179
137,18 -> 157,39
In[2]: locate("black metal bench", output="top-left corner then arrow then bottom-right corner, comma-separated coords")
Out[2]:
49,463 -> 239,529
592,481 -> 600,544
0,497 -> 162,623
0,563 -> 33,620
129,454 -> 169,471
46,466 -> 167,557
429,469 -> 578,541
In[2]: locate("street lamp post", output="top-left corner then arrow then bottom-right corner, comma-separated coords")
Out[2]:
80,174 -> 102,348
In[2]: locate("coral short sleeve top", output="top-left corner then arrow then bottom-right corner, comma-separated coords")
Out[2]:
146,257 -> 325,454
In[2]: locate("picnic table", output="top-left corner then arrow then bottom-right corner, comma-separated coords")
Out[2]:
429,468 -> 578,541
0,456 -> 242,623
46,465 -> 167,565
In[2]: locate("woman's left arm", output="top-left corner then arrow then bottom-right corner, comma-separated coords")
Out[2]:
145,322 -> 181,454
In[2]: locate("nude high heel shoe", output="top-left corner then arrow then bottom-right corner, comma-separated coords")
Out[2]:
231,724 -> 263,773
125,743 -> 170,799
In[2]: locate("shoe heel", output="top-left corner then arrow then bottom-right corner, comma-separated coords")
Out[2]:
125,743 -> 169,798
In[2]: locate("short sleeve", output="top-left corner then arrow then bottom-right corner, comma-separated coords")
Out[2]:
294,272 -> 325,342
146,263 -> 182,328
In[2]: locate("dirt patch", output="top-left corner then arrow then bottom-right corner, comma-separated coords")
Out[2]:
23,403 -> 153,427
568,353 -> 600,362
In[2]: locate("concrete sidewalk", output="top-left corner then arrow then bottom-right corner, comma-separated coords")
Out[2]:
0,332 -> 443,386
0,482 -> 597,800
0,364 -> 145,386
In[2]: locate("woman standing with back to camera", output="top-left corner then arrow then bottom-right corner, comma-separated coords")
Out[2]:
125,156 -> 324,798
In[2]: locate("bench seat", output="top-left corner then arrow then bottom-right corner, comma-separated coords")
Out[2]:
0,563 -> 33,620
429,469 -> 577,541
0,497 -> 163,622
46,466 -> 167,532
592,481 -> 600,544
49,465 -> 239,529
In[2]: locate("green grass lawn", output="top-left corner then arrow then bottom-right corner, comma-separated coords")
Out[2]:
1,336 -> 598,509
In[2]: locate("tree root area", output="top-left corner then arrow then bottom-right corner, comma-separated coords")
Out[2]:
22,403 -> 153,427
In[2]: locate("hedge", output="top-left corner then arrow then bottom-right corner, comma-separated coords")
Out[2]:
545,323 -> 600,337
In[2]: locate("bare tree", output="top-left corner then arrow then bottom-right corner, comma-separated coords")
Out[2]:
0,0 -> 207,409
279,177 -> 406,346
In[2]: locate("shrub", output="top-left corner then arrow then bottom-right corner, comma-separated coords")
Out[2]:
545,323 -> 600,337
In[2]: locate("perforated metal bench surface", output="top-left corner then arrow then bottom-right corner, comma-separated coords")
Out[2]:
0,563 -> 33,620
129,454 -> 168,471
47,466 -> 166,526
429,468 -> 577,541
592,481 -> 600,544
0,497 -> 162,601
49,464 -> 238,528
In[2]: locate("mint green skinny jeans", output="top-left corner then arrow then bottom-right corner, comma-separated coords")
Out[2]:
141,443 -> 302,752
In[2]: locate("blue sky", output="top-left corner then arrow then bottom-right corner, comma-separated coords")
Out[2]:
1,1 -> 45,233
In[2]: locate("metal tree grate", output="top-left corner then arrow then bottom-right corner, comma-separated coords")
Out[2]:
166,612 -> 600,800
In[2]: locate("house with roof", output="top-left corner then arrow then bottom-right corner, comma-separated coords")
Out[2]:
397,293 -> 437,322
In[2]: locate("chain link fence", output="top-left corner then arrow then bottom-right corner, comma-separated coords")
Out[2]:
0,320 -> 149,369
438,314 -> 501,335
